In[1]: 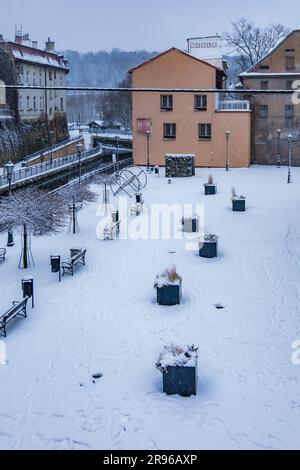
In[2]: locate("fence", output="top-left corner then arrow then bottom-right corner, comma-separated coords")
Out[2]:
0,146 -> 103,188
23,135 -> 84,164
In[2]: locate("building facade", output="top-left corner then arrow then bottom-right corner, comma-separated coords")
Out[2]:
0,31 -> 69,158
130,48 -> 251,168
240,29 -> 300,165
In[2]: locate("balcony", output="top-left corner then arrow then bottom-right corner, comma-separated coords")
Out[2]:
216,99 -> 251,112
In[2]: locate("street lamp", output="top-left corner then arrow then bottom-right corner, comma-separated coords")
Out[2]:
76,143 -> 84,184
115,135 -> 120,173
49,130 -> 54,165
146,130 -> 151,171
4,160 -> 15,247
225,130 -> 231,171
287,134 -> 293,184
277,129 -> 282,168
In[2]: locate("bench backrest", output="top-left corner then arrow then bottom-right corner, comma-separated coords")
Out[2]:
71,250 -> 86,263
1,297 -> 28,323
0,248 -> 6,254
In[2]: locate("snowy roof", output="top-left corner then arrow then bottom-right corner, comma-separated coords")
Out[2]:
128,47 -> 226,75
240,72 -> 300,78
8,42 -> 69,71
88,120 -> 105,127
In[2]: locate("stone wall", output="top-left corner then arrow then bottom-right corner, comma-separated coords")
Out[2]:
165,154 -> 195,177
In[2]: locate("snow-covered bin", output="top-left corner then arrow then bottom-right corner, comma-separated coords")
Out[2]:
199,234 -> 218,259
156,344 -> 198,397
232,196 -> 246,212
154,267 -> 182,306
182,216 -> 199,233
204,175 -> 217,195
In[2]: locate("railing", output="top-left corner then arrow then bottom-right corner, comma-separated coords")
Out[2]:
0,146 -> 103,188
23,135 -> 84,164
216,100 -> 250,111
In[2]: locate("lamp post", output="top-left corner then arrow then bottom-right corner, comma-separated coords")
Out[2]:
115,135 -> 120,172
287,134 -> 293,184
76,143 -> 84,184
146,130 -> 151,170
49,130 -> 54,165
277,129 -> 282,168
225,130 -> 231,171
4,160 -> 15,247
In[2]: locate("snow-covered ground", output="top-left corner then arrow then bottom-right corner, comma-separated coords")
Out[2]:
1,166 -> 300,450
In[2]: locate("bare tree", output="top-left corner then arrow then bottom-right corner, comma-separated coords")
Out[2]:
0,187 -> 67,268
224,18 -> 290,71
97,75 -> 132,130
58,182 -> 97,234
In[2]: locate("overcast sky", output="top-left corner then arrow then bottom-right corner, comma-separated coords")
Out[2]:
0,0 -> 298,52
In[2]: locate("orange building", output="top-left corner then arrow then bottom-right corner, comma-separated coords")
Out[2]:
129,48 -> 251,168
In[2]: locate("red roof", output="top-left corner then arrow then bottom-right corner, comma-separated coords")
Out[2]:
128,47 -> 225,74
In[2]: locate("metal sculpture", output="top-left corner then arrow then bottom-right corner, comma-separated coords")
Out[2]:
110,166 -> 147,198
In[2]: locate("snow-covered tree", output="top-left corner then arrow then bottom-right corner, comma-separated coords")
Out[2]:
0,186 -> 67,268
58,182 -> 97,234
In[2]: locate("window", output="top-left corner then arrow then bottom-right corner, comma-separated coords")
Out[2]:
33,72 -> 36,86
137,118 -> 152,134
286,50 -> 295,69
163,123 -> 176,139
286,80 -> 293,90
33,96 -> 37,111
198,123 -> 212,140
194,94 -> 207,111
261,80 -> 269,90
40,96 -> 44,111
259,64 -> 269,69
49,70 -> 52,80
60,97 -> 64,111
160,95 -> 173,111
19,96 -> 23,111
49,107 -> 53,115
26,71 -> 30,85
285,105 -> 294,119
54,70 -> 57,80
259,105 -> 268,118
26,96 -> 30,110
39,72 -> 43,86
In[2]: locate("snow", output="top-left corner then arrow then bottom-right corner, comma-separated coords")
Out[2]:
1,165 -> 300,450
156,345 -> 198,372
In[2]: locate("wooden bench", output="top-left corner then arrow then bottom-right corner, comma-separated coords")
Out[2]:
62,249 -> 87,277
0,248 -> 6,262
130,203 -> 144,216
103,221 -> 121,240
0,297 -> 28,338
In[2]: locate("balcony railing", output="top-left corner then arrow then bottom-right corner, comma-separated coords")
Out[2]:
216,100 -> 251,111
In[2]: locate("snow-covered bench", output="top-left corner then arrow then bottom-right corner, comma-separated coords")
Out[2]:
0,248 -> 6,262
62,249 -> 87,277
0,297 -> 28,338
103,221 -> 121,240
130,202 -> 144,216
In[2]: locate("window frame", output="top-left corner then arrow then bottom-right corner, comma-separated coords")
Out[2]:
160,94 -> 173,111
194,94 -> 207,111
163,123 -> 176,140
259,105 -> 269,119
198,123 -> 212,140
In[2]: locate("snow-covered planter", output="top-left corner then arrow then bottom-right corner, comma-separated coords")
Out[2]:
182,215 -> 199,233
156,344 -> 198,397
231,187 -> 246,212
199,234 -> 218,259
204,175 -> 217,195
154,267 -> 182,306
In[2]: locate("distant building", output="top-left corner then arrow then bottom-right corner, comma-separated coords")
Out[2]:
0,29 -> 69,157
240,29 -> 300,165
129,47 -> 251,168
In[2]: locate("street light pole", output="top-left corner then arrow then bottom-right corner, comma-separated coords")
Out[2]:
225,130 -> 230,171
146,130 -> 151,170
277,129 -> 282,168
4,160 -> 15,247
115,135 -> 120,172
76,143 -> 84,184
287,134 -> 292,184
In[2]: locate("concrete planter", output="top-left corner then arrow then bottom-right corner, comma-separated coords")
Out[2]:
199,236 -> 218,258
157,283 -> 182,306
204,184 -> 217,195
232,198 -> 246,212
163,365 -> 197,397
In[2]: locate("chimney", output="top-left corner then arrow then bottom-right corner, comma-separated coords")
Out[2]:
15,25 -> 23,44
45,37 -> 55,53
31,40 -> 38,49
22,33 -> 31,47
